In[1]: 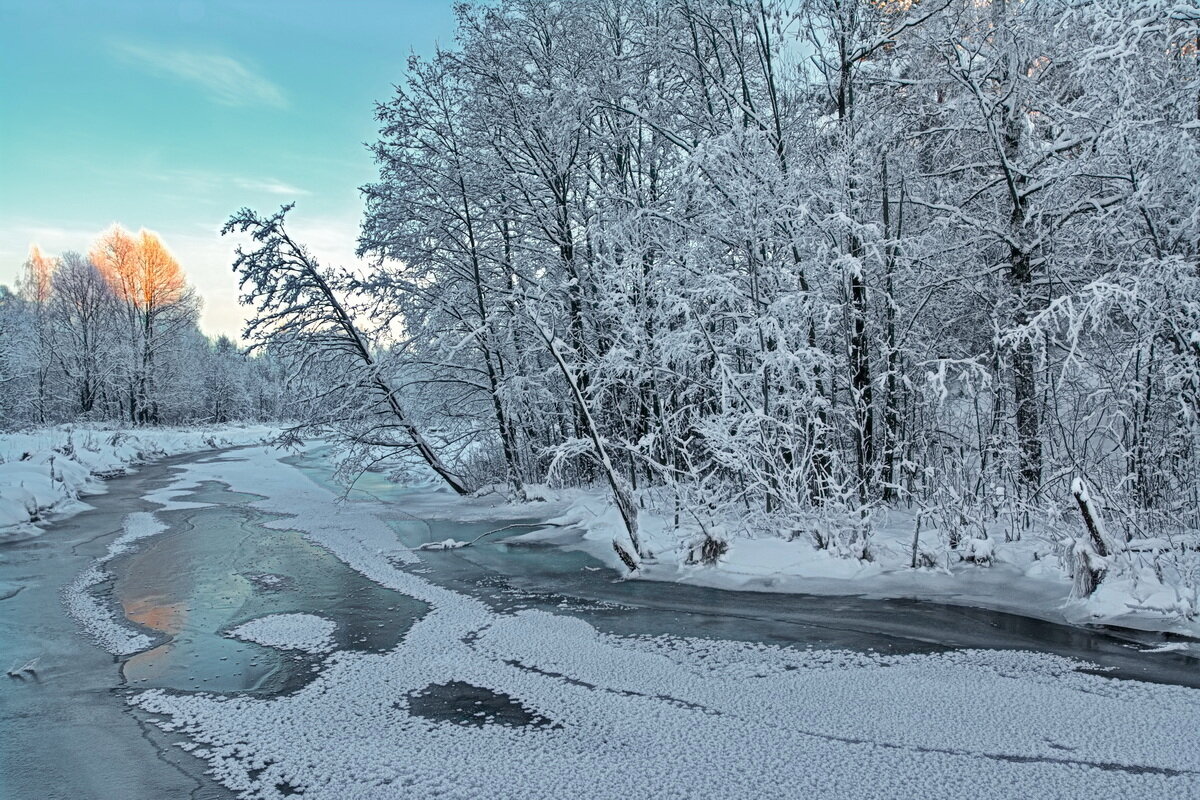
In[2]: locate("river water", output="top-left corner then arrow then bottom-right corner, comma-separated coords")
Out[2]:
289,449 -> 1200,686
1,446 -> 1198,799
0,453 -> 236,800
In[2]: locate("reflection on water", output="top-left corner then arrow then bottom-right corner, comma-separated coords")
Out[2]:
114,481 -> 427,695
6,444 -> 1196,800
125,596 -> 187,634
0,451 -> 243,800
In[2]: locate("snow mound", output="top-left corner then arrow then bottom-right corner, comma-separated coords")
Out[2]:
418,538 -> 469,550
228,613 -> 337,654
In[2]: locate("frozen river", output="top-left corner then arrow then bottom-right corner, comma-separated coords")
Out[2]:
2,445 -> 1200,799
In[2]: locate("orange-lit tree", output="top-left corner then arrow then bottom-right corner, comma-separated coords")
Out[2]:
91,225 -> 199,424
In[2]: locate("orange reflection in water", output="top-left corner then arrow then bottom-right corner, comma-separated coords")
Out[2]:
124,595 -> 187,635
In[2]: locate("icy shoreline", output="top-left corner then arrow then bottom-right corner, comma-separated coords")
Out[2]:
128,445 -> 1200,799
393,485 -> 1200,643
0,424 -> 277,536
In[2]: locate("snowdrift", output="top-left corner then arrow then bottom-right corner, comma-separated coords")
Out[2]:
0,424 -> 276,536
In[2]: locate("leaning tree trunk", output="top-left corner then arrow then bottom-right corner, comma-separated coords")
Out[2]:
528,309 -> 642,567
318,270 -> 471,497
227,206 -> 472,496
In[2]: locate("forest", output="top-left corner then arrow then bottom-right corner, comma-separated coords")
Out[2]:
8,0 -> 1200,607
229,0 -> 1200,606
0,227 -> 285,427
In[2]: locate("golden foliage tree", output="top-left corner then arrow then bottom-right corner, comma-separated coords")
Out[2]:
89,225 -> 197,423
19,244 -> 57,306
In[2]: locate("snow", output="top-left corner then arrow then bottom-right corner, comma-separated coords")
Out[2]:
405,484 -> 1200,642
1071,476 -> 1089,501
64,563 -> 155,656
107,510 -> 169,558
228,613 -> 337,655
472,487 -> 1200,638
962,536 -> 995,565
46,425 -> 276,656
63,511 -> 167,655
129,447 -> 1200,799
0,424 -> 276,536
417,538 -> 470,550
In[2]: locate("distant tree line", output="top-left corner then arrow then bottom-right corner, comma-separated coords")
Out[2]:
0,226 -> 286,428
233,0 -> 1199,593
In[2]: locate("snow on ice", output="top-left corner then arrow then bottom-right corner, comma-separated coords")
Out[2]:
63,511 -> 167,655
129,446 -> 1200,800
228,613 -> 337,655
37,426 -> 273,655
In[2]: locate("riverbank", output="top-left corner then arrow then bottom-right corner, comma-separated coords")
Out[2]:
0,424 -> 277,537
123,444 -> 1200,799
0,449 -> 238,800
391,483 -> 1200,643
9,443 -> 1200,798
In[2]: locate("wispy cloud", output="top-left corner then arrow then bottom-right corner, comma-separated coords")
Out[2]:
233,177 -> 310,196
134,168 -> 309,198
111,42 -> 287,108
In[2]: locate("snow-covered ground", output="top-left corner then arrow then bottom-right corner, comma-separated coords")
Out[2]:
625,499 -> 1195,639
63,511 -> 167,655
118,446 -> 1200,799
0,424 -> 276,536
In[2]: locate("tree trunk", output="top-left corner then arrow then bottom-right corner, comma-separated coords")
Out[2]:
1010,248 -> 1041,491
881,161 -> 901,502
530,310 -> 642,562
1071,477 -> 1109,597
302,250 -> 471,496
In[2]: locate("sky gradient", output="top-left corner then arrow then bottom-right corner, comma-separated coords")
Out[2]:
0,0 -> 458,337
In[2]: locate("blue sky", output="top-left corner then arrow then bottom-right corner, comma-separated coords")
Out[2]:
0,0 -> 458,337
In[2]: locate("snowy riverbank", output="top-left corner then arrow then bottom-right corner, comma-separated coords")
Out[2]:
395,484 -> 1200,642
614,501 -> 1196,640
0,424 -> 277,536
114,445 -> 1200,800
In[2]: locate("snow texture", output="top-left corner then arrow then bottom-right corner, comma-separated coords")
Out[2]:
0,424 -> 276,535
228,613 -> 337,654
132,447 -> 1200,799
417,538 -> 470,550
63,512 -> 166,655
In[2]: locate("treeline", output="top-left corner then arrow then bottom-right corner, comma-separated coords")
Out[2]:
236,0 -> 1200,573
0,227 -> 286,428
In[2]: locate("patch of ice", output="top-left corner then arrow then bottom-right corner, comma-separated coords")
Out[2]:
228,613 -> 337,654
107,512 -> 167,558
